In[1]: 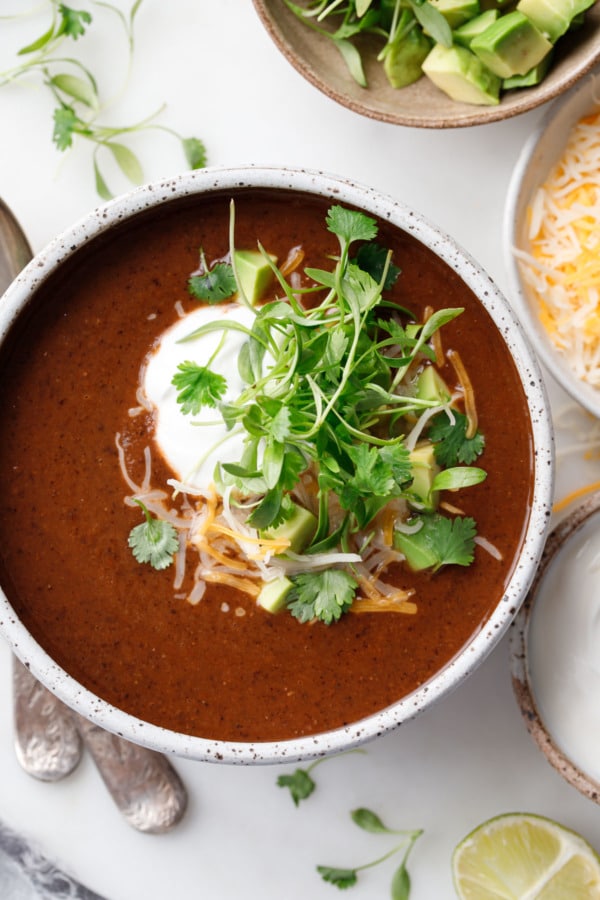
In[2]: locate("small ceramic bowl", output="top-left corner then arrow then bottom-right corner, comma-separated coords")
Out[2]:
253,0 -> 600,128
510,492 -> 600,804
0,166 -> 554,764
505,69 -> 600,419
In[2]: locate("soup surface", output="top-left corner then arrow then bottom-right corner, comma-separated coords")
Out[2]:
0,189 -> 533,742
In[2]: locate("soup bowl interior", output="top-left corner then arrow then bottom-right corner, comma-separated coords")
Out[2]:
0,166 -> 554,763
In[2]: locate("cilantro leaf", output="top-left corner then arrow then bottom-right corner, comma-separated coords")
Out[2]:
317,866 -> 358,889
397,514 -> 477,571
287,570 -> 357,625
188,261 -> 236,304
172,361 -> 227,414
277,768 -> 316,806
58,5 -> 92,40
128,501 -> 179,570
52,105 -> 84,150
354,242 -> 401,290
428,411 -> 485,466
326,205 -> 378,247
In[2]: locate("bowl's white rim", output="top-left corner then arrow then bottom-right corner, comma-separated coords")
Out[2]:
0,165 -> 554,764
504,69 -> 600,419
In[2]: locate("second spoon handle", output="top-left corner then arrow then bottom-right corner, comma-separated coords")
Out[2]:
73,713 -> 188,834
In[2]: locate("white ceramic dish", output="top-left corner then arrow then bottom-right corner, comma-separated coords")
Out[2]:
510,492 -> 600,805
0,165 -> 554,764
504,68 -> 600,418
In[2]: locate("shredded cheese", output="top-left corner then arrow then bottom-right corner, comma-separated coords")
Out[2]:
516,107 -> 600,385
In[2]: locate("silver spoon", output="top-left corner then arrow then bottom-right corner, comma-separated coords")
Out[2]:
0,198 -> 188,833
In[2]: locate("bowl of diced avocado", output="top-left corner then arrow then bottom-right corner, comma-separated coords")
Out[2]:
252,0 -> 600,127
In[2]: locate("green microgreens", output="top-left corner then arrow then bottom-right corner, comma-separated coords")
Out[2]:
166,202 -> 488,622
318,808 -> 423,897
188,249 -> 237,304
395,513 -> 477,571
128,500 -> 179,570
284,0 -> 451,88
1,1 -> 206,198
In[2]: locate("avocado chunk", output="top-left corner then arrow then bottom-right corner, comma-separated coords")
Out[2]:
470,11 -> 552,78
431,0 -> 481,27
257,575 -> 293,613
422,44 -> 501,106
502,51 -> 552,88
393,528 -> 438,572
233,249 -> 276,305
260,503 -> 318,554
383,17 -> 433,88
416,365 -> 452,405
408,442 -> 440,511
516,0 -> 594,40
454,9 -> 499,47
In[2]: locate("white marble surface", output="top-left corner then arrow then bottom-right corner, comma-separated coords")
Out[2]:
0,3 -> 599,898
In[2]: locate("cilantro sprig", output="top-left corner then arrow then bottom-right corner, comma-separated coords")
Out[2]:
1,1 -> 206,197
128,500 -> 178,570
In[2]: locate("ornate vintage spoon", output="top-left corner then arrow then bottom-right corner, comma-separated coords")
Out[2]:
0,198 -> 188,833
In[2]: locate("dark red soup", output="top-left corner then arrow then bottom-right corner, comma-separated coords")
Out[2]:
0,189 -> 533,742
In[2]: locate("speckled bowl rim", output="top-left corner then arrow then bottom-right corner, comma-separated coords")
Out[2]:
0,165 -> 554,764
509,492 -> 600,804
504,68 -> 600,419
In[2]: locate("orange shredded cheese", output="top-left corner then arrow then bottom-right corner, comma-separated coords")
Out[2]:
553,479 -> 600,514
448,349 -> 478,438
516,107 -> 600,385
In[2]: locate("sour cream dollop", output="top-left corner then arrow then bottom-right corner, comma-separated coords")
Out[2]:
527,511 -> 600,784
143,304 -> 256,493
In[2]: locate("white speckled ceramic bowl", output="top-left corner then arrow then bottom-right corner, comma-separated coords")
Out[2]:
0,166 -> 554,764
510,492 -> 600,805
505,69 -> 600,419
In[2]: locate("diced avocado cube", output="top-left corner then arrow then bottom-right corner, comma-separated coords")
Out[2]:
503,51 -> 553,88
416,366 -> 452,405
454,9 -> 499,47
233,249 -> 276,305
471,11 -> 553,78
257,575 -> 293,613
431,0 -> 481,27
517,0 -> 594,39
408,442 -> 440,511
393,529 -> 438,572
383,24 -> 432,88
422,44 -> 502,106
260,503 -> 317,554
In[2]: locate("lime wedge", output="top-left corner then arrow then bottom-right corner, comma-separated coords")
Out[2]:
452,813 -> 600,899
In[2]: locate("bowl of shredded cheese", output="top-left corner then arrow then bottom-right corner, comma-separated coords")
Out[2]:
505,68 -> 600,417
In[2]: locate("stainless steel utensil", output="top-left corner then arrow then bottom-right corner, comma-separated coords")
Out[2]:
0,197 -> 188,832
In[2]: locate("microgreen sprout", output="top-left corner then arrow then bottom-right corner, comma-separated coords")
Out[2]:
318,808 -> 423,897
1,1 -> 207,197
277,749 -> 366,806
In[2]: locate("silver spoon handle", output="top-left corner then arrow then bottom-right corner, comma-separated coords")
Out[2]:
13,657 -> 83,782
72,714 -> 188,834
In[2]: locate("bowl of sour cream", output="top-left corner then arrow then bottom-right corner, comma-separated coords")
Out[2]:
510,492 -> 600,803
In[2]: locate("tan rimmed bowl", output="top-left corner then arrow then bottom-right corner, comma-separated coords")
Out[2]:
253,0 -> 600,128
510,492 -> 600,804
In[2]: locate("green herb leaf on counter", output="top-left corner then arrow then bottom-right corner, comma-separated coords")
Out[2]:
317,809 -> 423,894
1,0 -> 208,198
277,749 -> 367,806
128,500 -> 179,570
